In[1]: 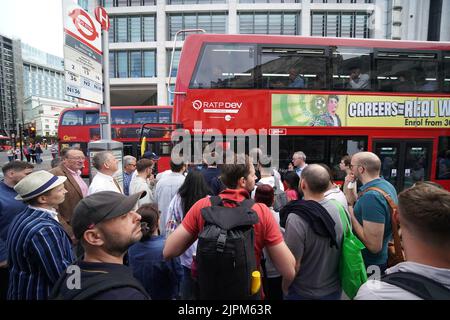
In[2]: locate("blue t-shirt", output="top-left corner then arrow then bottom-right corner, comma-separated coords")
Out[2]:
354,178 -> 398,266
0,182 -> 27,262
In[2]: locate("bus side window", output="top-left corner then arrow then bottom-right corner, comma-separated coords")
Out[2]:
332,47 -> 371,91
375,51 -> 438,93
444,54 -> 450,93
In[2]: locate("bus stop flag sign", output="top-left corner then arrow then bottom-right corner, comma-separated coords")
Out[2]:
62,0 -> 103,104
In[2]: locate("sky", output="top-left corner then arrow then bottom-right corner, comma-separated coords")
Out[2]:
0,0 -> 64,57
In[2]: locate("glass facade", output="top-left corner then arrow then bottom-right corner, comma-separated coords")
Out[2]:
311,11 -> 371,38
239,12 -> 299,35
168,13 -> 227,40
110,50 -> 156,78
23,64 -> 65,100
102,0 -> 156,6
311,0 -> 372,3
168,0 -> 226,3
109,15 -> 156,42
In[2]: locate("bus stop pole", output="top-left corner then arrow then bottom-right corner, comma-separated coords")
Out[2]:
101,27 -> 111,140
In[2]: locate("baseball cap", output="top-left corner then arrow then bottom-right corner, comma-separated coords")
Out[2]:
71,190 -> 146,239
143,151 -> 160,160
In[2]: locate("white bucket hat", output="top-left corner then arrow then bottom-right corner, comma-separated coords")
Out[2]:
14,170 -> 67,201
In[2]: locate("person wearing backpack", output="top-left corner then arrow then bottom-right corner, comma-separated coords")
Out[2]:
50,191 -> 150,300
281,165 -> 345,300
163,154 -> 295,300
355,183 -> 450,300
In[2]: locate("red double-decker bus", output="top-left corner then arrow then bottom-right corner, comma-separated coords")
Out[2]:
58,105 -> 173,176
172,33 -> 450,191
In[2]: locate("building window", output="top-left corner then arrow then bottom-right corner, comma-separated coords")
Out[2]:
130,16 -> 142,42
143,51 -> 156,77
239,12 -> 299,35
311,0 -> 372,3
111,50 -> 156,78
168,13 -> 227,40
168,0 -> 226,3
311,11 -> 371,38
117,17 -> 128,42
167,49 -> 181,76
240,0 -> 298,3
102,0 -> 156,5
110,15 -> 155,42
117,51 -> 128,78
130,51 -> 142,77
143,16 -> 156,41
109,52 -> 115,78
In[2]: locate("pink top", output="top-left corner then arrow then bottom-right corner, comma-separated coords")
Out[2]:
66,166 -> 88,197
285,189 -> 298,201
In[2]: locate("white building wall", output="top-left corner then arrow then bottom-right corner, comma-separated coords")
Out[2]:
24,97 -> 77,136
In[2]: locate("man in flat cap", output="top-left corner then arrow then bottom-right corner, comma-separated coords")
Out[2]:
6,170 -> 74,300
50,191 -> 150,300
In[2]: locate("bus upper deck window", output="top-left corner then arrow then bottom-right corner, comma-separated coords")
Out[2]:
375,51 -> 439,93
190,44 -> 257,89
61,111 -> 84,126
332,47 -> 372,91
443,55 -> 450,93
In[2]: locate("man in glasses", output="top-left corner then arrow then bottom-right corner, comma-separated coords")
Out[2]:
345,152 -> 398,275
122,155 -> 137,196
50,191 -> 150,300
49,147 -> 88,243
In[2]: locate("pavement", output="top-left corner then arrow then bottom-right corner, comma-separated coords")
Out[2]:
0,148 -> 53,173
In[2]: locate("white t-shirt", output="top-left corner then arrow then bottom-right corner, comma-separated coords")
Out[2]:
355,261 -> 450,300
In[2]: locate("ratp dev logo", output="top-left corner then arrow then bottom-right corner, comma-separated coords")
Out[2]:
193,100 -> 203,111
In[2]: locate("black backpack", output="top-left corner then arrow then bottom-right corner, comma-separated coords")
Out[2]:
197,196 -> 260,300
382,272 -> 450,300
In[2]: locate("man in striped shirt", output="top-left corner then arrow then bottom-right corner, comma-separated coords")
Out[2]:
6,170 -> 75,300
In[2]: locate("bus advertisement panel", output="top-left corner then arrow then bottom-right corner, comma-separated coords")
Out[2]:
272,94 -> 450,128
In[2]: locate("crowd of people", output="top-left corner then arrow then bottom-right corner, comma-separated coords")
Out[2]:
0,146 -> 449,300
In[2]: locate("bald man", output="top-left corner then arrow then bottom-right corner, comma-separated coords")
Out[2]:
345,152 -> 398,274
282,164 -> 344,300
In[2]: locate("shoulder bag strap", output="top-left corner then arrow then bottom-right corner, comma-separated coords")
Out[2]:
361,186 -> 403,262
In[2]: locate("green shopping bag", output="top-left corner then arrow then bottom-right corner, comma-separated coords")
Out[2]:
332,200 -> 367,299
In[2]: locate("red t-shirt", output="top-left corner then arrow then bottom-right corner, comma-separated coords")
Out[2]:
182,188 -> 283,265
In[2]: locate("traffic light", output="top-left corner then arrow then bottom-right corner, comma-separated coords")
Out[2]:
23,128 -> 29,137
29,126 -> 36,138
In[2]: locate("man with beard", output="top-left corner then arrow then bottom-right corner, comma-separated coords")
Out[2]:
50,191 -> 150,300
345,152 -> 398,274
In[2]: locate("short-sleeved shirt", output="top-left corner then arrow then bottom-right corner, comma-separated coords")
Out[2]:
354,178 -> 398,266
284,198 -> 344,298
182,188 -> 283,265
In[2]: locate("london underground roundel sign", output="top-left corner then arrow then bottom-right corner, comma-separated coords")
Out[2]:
69,9 -> 99,42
